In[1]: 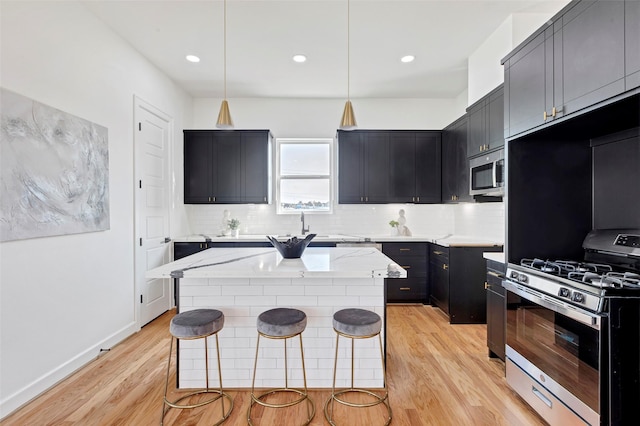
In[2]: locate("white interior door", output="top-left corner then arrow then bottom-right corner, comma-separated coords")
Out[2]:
134,97 -> 173,326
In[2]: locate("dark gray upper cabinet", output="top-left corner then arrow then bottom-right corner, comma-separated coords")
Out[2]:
183,130 -> 271,204
441,116 -> 471,203
414,132 -> 442,203
466,85 -> 504,157
503,0 -> 630,138
338,130 -> 441,204
337,130 -> 389,203
626,0 -> 640,89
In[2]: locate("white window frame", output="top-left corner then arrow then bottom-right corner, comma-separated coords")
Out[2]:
276,137 -> 334,215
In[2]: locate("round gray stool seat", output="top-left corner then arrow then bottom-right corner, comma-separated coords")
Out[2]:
170,309 -> 224,339
333,308 -> 381,337
257,308 -> 307,337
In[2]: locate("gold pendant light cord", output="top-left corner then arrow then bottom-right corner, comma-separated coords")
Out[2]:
347,0 -> 350,101
223,0 -> 227,100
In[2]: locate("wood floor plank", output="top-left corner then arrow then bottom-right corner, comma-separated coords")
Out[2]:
1,305 -> 545,425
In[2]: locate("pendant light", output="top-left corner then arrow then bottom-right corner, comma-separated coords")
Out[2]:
339,0 -> 357,130
216,0 -> 234,129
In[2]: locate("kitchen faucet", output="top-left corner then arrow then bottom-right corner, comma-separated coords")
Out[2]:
300,211 -> 309,235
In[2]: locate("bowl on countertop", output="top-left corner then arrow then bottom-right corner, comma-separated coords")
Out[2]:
267,234 -> 316,258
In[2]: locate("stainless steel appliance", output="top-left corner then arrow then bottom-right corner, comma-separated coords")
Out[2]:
469,149 -> 504,196
503,229 -> 640,425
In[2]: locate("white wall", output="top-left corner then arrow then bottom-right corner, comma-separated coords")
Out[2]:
0,1 -> 192,417
467,11 -> 565,105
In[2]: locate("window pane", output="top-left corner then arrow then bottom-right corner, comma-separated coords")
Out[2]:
281,144 -> 330,176
280,178 -> 330,211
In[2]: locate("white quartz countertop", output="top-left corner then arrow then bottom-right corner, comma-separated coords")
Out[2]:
172,233 -> 502,246
483,252 -> 505,263
147,246 -> 407,279
432,235 -> 503,247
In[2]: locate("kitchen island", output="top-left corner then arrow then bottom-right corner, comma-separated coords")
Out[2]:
146,246 -> 405,389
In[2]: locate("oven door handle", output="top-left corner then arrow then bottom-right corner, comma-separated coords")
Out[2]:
503,280 -> 601,330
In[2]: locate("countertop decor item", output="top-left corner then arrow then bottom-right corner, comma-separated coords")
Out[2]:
267,234 -> 316,258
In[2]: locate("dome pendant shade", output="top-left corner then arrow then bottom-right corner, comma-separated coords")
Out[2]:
216,99 -> 234,129
339,100 -> 357,131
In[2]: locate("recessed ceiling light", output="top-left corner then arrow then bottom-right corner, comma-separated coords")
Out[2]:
292,54 -> 307,63
401,55 -> 415,63
186,55 -> 200,63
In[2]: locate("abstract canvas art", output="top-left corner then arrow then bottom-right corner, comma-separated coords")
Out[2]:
0,88 -> 110,242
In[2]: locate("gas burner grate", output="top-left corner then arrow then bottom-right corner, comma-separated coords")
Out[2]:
520,258 -> 612,278
568,271 -> 640,289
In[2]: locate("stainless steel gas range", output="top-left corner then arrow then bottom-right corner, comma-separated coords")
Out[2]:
503,229 -> 640,425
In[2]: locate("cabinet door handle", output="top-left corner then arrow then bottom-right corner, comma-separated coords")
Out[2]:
433,251 -> 444,255
360,196 -> 363,202
551,106 -> 561,118
401,265 -> 411,269
543,110 -> 548,121
366,197 -> 369,202
443,264 -> 449,270
487,271 -> 504,279
400,287 -> 411,291
399,248 -> 411,252
484,282 -> 489,289
416,196 -> 420,202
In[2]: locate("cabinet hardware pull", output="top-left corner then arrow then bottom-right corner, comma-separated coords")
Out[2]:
366,197 -> 369,202
487,271 -> 503,278
400,248 -> 411,251
400,287 -> 411,291
484,282 -> 489,289
531,386 -> 553,408
551,106 -> 561,118
416,197 -> 420,202
443,264 -> 449,270
543,110 -> 548,121
360,196 -> 363,202
433,251 -> 443,255
401,266 -> 411,269
412,197 -> 415,202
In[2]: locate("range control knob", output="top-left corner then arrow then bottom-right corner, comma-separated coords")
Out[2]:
572,292 -> 585,303
510,271 -> 519,279
558,288 -> 572,298
519,274 -> 528,283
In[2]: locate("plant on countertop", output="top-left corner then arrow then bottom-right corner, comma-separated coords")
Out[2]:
228,218 -> 240,230
389,220 -> 399,228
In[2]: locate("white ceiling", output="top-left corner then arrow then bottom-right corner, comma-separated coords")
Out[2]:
82,0 -> 568,99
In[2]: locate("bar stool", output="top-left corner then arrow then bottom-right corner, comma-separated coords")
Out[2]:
324,308 -> 391,426
248,307 -> 315,425
161,309 -> 233,426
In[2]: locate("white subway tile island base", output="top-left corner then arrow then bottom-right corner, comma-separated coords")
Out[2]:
146,247 -> 406,389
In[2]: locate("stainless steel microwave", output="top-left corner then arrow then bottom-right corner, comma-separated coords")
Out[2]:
469,149 -> 504,196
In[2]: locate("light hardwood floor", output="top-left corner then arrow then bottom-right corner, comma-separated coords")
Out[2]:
1,305 -> 545,425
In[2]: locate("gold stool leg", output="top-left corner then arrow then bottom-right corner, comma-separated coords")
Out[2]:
247,332 -> 316,425
161,333 -> 233,426
323,331 -> 392,426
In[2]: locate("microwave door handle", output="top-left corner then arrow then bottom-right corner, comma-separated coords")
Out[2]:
492,162 -> 497,188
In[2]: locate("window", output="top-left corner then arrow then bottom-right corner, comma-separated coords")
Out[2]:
276,138 -> 332,213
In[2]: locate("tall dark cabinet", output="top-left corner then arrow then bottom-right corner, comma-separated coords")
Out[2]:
485,258 -> 506,361
183,130 -> 271,204
441,116 -> 471,203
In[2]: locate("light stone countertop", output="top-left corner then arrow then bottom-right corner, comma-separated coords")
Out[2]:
172,233 -> 502,246
483,252 -> 506,263
146,246 -> 407,279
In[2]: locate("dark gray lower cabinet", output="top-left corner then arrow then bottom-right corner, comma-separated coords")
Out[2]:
486,258 -> 506,361
429,244 -> 502,324
383,243 -> 428,303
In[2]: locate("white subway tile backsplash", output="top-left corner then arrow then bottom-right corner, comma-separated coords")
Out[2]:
185,201 -> 504,242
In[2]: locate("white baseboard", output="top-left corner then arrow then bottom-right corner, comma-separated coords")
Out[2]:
0,321 -> 138,420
